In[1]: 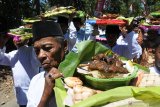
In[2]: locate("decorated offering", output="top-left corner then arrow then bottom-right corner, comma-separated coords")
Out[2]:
44,6 -> 76,18
55,40 -> 150,107
64,77 -> 103,105
8,27 -> 32,42
23,17 -> 41,23
100,13 -> 119,19
150,11 -> 160,18
86,19 -> 126,26
139,25 -> 160,31
77,52 -> 137,90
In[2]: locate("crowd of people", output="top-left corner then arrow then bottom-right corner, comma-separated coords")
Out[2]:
0,10 -> 160,107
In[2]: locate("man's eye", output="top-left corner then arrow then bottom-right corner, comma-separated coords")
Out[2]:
42,46 -> 52,51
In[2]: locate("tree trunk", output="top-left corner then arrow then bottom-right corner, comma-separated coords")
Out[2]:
33,0 -> 40,15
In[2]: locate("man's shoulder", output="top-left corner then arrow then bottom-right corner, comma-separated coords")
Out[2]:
31,72 -> 45,82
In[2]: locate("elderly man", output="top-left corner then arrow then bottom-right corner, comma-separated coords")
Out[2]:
27,21 -> 67,107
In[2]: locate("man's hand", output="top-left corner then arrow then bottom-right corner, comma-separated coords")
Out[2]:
45,67 -> 63,87
38,68 -> 63,107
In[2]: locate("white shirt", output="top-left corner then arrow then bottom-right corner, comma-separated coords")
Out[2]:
112,34 -> 130,58
65,21 -> 77,51
27,72 -> 57,107
116,35 -> 128,45
0,45 -> 40,105
149,66 -> 160,75
124,31 -> 142,59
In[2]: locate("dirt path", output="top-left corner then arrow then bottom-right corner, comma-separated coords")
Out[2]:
0,67 -> 18,107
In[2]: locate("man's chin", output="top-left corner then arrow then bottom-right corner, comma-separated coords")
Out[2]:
43,66 -> 52,72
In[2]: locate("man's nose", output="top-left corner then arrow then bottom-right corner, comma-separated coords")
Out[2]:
38,49 -> 47,59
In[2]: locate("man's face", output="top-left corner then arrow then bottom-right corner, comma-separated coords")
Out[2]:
33,37 -> 65,72
155,45 -> 160,70
119,26 -> 128,36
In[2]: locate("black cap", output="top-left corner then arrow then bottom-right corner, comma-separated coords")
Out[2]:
57,16 -> 68,24
0,16 -> 8,33
32,20 -> 63,42
105,25 -> 121,34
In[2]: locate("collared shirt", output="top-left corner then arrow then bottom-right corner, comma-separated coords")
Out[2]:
0,45 -> 40,105
27,72 -> 57,107
112,34 -> 130,58
124,31 -> 142,59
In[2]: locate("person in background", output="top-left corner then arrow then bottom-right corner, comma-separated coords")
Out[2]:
57,16 -> 69,36
0,16 -> 41,107
149,43 -> 160,74
57,15 -> 77,52
71,17 -> 91,52
57,16 -> 74,53
85,22 -> 97,41
27,21 -> 67,107
72,17 -> 85,42
121,20 -> 142,61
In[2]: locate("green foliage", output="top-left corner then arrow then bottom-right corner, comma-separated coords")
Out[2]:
0,0 -> 160,29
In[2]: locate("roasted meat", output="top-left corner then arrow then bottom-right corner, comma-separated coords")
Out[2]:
88,60 -> 109,72
88,53 -> 128,74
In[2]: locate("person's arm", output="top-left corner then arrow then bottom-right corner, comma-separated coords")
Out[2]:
38,68 -> 63,107
0,33 -> 10,49
0,33 -> 13,65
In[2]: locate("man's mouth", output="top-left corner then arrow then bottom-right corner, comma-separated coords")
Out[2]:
42,63 -> 50,68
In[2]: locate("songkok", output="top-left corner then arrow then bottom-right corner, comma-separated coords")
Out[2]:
32,20 -> 63,42
105,25 -> 121,35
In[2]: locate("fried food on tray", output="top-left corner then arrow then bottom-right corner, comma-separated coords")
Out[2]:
64,77 -> 103,105
64,77 -> 83,88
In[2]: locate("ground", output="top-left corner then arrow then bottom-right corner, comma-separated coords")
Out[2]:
0,67 -> 18,107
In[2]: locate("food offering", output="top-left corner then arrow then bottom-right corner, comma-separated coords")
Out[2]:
55,41 -> 151,107
22,16 -> 41,24
64,77 -> 103,106
86,19 -> 126,26
149,11 -> 160,25
76,52 -> 137,90
8,26 -> 32,42
63,52 -> 138,106
44,6 -> 76,18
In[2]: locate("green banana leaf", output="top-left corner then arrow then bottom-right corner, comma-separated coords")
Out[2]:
116,16 -> 134,25
59,40 -> 109,77
72,86 -> 160,107
54,40 -> 150,107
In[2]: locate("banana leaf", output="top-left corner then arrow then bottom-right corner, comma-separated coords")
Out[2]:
59,40 -> 109,77
72,86 -> 160,107
55,40 -> 109,107
54,40 -> 150,107
150,11 -> 160,18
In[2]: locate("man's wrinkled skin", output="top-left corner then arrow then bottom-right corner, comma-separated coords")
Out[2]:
33,36 -> 67,107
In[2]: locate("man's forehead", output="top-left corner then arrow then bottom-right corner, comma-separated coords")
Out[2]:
34,37 -> 57,45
